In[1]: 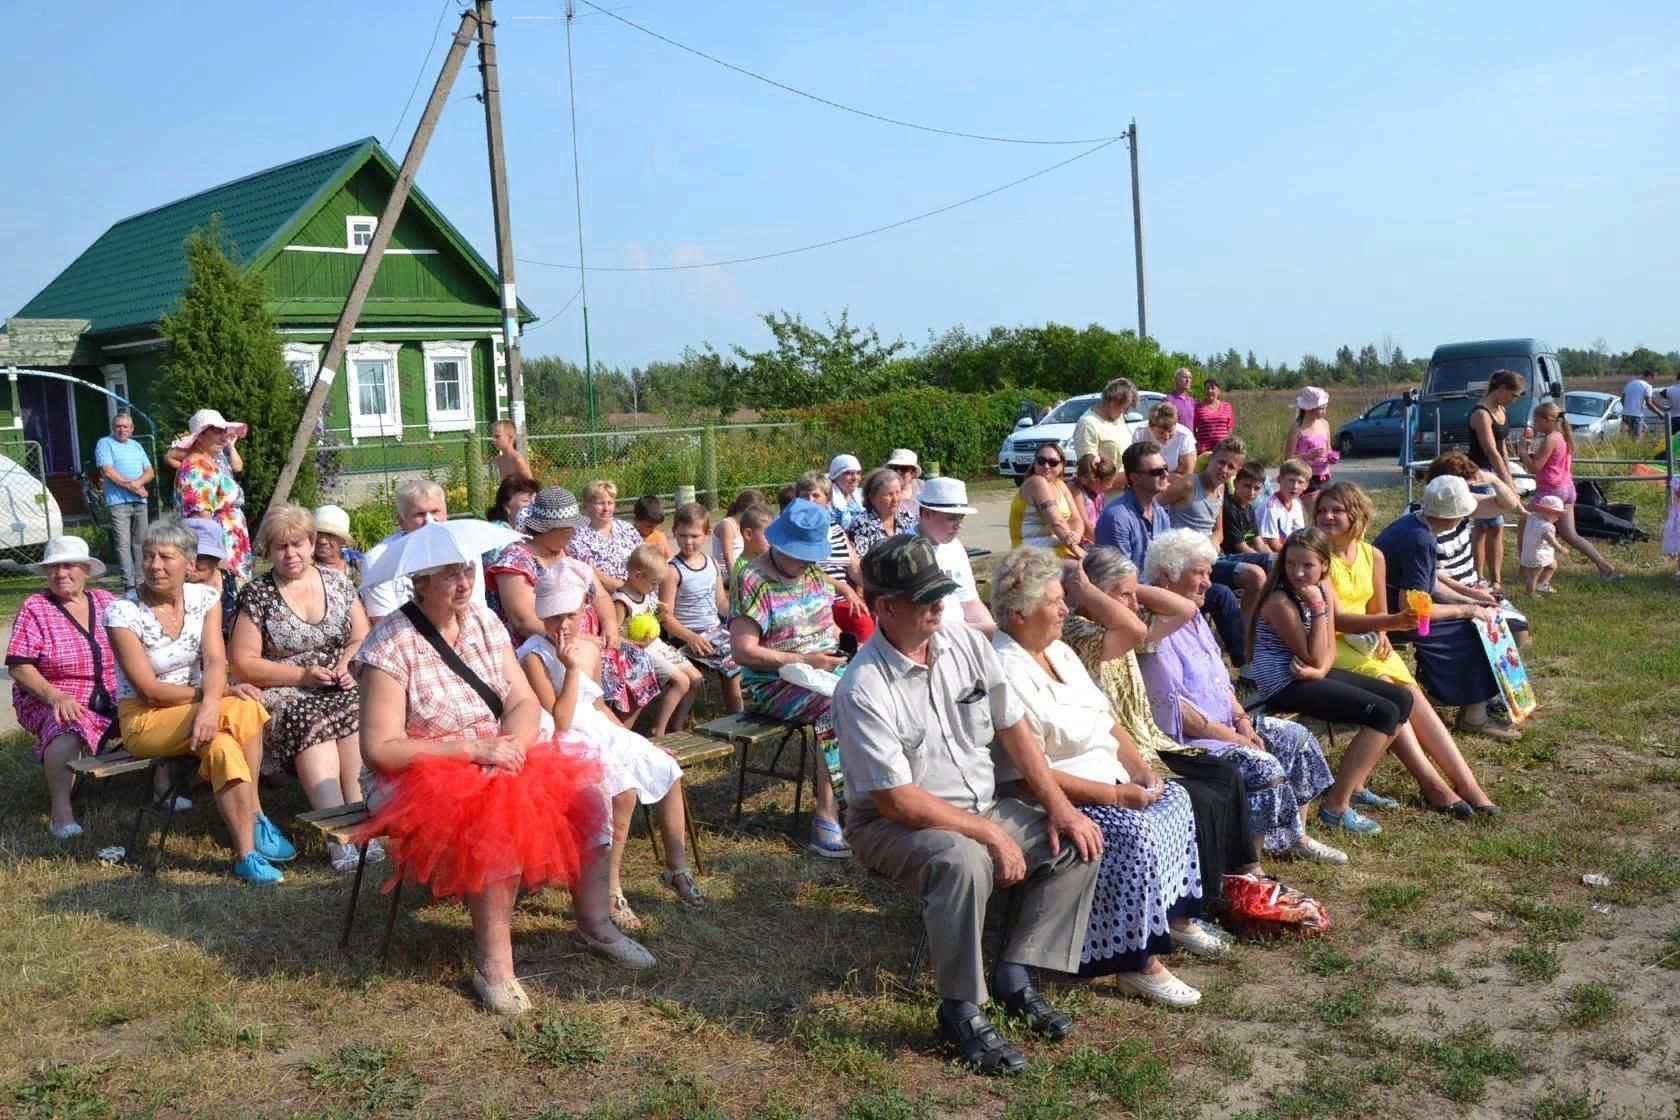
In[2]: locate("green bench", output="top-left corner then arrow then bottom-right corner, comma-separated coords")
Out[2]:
694,712 -> 817,841
67,748 -> 191,874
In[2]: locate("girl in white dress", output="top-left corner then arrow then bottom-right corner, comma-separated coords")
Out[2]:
518,562 -> 705,931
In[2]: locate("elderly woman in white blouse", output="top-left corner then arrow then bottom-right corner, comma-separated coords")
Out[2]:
989,545 -> 1214,1008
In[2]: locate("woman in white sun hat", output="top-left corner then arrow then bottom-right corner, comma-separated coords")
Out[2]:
883,448 -> 925,519
172,408 -> 253,583
827,454 -> 865,531
7,537 -> 121,839
312,504 -> 363,586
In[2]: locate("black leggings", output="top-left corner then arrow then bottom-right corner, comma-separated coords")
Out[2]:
1264,668 -> 1413,735
1158,751 -> 1255,898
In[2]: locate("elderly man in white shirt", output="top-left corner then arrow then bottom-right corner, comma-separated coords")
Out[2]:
359,479 -> 486,624
834,535 -> 1102,1077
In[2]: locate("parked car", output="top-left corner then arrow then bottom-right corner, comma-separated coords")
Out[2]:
996,391 -> 1162,481
1409,338 -> 1564,461
1561,391 -> 1622,442
1334,397 -> 1407,455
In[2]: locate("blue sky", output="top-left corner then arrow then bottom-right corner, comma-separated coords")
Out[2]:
4,1 -> 1676,370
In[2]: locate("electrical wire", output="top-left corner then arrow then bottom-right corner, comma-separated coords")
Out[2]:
523,285 -> 585,333
390,0 -> 461,146
517,134 -> 1122,273
574,0 -> 1124,146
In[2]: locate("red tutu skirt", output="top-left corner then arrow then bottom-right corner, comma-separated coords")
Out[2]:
355,740 -> 606,900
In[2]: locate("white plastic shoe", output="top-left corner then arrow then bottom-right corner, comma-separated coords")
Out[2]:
49,821 -> 83,840
1112,967 -> 1202,1008
1285,836 -> 1348,865
1169,920 -> 1229,957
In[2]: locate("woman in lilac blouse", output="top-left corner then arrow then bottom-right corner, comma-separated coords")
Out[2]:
568,480 -> 644,594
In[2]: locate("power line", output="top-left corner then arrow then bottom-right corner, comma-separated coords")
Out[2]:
523,285 -> 584,333
574,0 -> 1125,147
517,135 -> 1122,273
390,0 -> 461,145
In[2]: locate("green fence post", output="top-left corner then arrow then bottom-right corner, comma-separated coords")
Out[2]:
464,430 -> 485,515
701,426 -> 719,508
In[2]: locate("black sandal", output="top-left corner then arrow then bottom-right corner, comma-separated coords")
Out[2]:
999,983 -> 1073,1041
935,1011 -> 1028,1076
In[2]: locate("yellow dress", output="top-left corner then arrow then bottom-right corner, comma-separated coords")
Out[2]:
1009,484 -> 1075,557
1328,540 -> 1417,686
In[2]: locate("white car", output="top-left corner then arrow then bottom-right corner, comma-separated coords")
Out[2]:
997,391 -> 1165,481
1562,391 -> 1622,442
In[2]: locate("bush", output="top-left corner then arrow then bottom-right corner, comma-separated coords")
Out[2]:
348,500 -> 396,550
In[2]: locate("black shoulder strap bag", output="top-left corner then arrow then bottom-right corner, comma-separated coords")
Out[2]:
399,601 -> 504,721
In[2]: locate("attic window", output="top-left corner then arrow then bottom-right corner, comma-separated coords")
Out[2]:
347,216 -> 377,250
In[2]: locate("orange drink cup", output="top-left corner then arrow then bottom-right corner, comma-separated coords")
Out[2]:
1405,589 -> 1433,636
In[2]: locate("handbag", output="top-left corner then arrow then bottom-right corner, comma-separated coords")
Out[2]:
399,602 -> 504,721
50,594 -> 118,721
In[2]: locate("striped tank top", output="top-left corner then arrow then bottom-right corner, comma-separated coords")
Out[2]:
1248,593 -> 1314,701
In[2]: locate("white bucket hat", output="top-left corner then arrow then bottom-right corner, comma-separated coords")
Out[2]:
917,477 -> 977,515
828,453 -> 863,480
1420,475 -> 1478,520
29,536 -> 106,577
884,448 -> 921,476
313,504 -> 354,544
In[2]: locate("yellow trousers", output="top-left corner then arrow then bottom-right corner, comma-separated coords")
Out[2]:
118,696 -> 270,792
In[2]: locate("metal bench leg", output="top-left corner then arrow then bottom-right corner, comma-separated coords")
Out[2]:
147,764 -> 189,875
732,737 -> 751,824
907,925 -> 928,987
789,728 -> 810,842
122,764 -> 156,869
339,839 -> 370,951
682,784 -> 703,876
378,879 -> 404,969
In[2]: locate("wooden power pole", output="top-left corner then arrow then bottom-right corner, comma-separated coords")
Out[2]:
269,8 -> 480,509
476,0 -> 529,451
1127,118 -> 1148,340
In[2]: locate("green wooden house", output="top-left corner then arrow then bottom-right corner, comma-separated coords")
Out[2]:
5,136 -> 535,506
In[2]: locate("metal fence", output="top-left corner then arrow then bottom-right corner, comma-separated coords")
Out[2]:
310,420 -> 837,513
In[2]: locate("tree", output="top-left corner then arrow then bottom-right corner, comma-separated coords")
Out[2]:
158,219 -> 314,518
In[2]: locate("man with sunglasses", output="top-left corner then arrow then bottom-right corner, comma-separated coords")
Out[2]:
1096,443 -> 1251,673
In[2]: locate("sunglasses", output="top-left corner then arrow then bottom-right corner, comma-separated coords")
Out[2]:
1131,466 -> 1170,478
1034,457 -> 1063,467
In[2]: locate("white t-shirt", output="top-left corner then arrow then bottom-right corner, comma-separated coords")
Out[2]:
931,536 -> 978,625
1256,494 -> 1305,543
1622,378 -> 1654,418
1657,383 -> 1680,416
359,529 -> 487,619
105,582 -> 218,702
1132,422 -> 1197,469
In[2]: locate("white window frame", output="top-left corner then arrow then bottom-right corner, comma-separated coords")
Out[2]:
346,341 -> 402,439
421,340 -> 476,434
346,215 -> 377,251
100,363 -> 130,422
281,343 -> 321,391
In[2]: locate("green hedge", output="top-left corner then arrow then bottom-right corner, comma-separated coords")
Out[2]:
775,387 -> 1057,480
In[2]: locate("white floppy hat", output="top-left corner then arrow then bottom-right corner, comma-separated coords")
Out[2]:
29,536 -> 106,578
917,477 -> 977,515
1420,475 -> 1478,520
828,453 -> 863,479
1294,386 -> 1329,411
170,407 -> 249,451
884,448 -> 921,476
313,504 -> 354,544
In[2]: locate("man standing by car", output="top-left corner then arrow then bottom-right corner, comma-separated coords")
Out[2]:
95,412 -> 153,589
1621,370 -> 1655,440
1071,378 -> 1135,477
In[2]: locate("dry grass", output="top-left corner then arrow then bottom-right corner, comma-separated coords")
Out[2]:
4,485 -> 1678,1118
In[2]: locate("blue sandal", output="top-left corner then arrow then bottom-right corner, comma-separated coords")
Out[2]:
809,817 -> 852,859
1350,788 -> 1399,811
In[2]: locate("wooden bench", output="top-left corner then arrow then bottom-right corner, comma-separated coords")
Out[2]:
67,748 -> 191,874
695,712 -> 816,840
637,731 -> 735,874
295,801 -> 404,966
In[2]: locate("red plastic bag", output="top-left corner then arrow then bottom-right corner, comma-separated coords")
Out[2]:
1219,872 -> 1331,939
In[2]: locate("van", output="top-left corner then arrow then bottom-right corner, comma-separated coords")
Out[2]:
1410,338 -> 1565,460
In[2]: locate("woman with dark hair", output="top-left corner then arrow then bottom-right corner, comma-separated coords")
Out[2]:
487,476 -> 542,532
1466,369 -> 1525,583
1008,444 -> 1085,557
847,468 -> 918,559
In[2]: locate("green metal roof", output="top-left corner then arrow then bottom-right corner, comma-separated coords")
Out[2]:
16,137 -> 534,336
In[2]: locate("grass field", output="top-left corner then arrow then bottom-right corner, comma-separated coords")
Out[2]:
4,475 -> 1678,1119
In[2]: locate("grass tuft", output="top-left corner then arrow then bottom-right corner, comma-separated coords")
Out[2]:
1414,1022 -> 1527,1103
13,1062 -> 112,1120
1506,942 -> 1563,983
1361,881 -> 1424,918
1529,1081 -> 1605,1120
504,1011 -> 607,1067
1559,982 -> 1621,1028
306,1044 -> 421,1116
839,1086 -> 930,1120
1656,924 -> 1680,970
1299,941 -> 1362,976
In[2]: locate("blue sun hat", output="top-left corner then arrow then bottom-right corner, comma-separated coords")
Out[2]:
765,498 -> 833,563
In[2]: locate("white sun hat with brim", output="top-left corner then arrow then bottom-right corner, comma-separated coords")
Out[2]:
29,536 -> 106,578
534,558 -> 593,618
1294,386 -> 1329,412
360,519 -> 522,587
917,477 -> 977,516
312,504 -> 354,544
884,448 -> 921,476
1419,475 -> 1478,521
170,407 -> 249,451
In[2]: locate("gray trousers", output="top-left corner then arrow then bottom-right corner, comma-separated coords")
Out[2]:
849,797 -> 1100,1005
108,502 -> 148,587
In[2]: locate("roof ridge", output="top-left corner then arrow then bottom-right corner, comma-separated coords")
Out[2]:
107,136 -> 378,230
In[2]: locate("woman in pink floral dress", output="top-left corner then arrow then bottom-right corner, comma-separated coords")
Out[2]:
173,409 -> 252,583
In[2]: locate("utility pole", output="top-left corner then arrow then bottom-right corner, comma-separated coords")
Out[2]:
564,0 -> 598,456
476,0 -> 528,452
1127,118 -> 1148,340
271,8 -> 480,508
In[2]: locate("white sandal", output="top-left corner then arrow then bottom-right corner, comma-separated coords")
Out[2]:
608,890 -> 645,931
572,927 -> 656,970
472,970 -> 532,1015
1111,967 -> 1201,1008
660,867 -> 706,910
327,842 -> 361,874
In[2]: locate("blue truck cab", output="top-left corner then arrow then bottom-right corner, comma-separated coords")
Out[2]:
1410,338 -> 1565,462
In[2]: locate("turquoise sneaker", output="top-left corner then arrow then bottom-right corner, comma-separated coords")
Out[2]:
1350,788 -> 1399,811
253,814 -> 297,862
1318,806 -> 1382,835
233,852 -> 284,885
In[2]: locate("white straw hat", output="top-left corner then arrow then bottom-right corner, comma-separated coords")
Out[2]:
313,504 -> 353,544
884,448 -> 921,476
29,536 -> 106,577
917,477 -> 977,515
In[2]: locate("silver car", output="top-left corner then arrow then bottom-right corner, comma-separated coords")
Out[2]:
997,391 -> 1164,481
1562,391 -> 1622,442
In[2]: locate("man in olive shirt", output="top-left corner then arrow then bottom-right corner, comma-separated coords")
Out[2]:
834,536 -> 1102,1076
1071,377 -> 1136,475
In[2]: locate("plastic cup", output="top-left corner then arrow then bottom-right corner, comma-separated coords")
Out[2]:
1405,589 -> 1433,636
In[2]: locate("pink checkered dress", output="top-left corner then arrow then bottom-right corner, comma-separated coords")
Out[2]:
354,604 -> 510,741
6,590 -> 118,760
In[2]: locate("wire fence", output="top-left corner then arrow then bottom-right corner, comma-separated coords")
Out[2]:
310,419 -> 838,514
